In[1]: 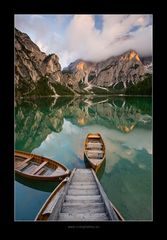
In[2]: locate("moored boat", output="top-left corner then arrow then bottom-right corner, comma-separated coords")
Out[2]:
15,150 -> 70,181
84,133 -> 106,172
35,168 -> 124,221
35,178 -> 68,220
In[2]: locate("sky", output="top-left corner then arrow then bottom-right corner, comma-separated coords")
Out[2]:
15,14 -> 152,68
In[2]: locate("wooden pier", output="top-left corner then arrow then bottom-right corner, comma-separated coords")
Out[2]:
36,168 -> 123,221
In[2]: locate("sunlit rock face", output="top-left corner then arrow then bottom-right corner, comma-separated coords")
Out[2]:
15,28 -> 151,96
15,28 -> 46,88
76,62 -> 85,71
91,50 -> 145,88
63,50 -> 151,93
15,28 -> 64,97
62,60 -> 96,93
42,54 -> 62,82
123,50 -> 140,62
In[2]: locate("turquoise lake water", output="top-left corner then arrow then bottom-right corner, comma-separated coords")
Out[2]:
15,96 -> 152,221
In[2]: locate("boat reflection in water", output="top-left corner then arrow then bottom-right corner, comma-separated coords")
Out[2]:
15,175 -> 58,193
15,96 -> 152,220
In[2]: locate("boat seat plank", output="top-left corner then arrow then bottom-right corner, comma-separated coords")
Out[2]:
90,159 -> 103,164
88,139 -> 100,143
88,135 -> 100,139
30,161 -> 48,175
86,150 -> 103,153
86,150 -> 103,159
15,151 -> 70,181
23,164 -> 38,174
17,162 -> 29,171
86,143 -> 102,149
35,168 -> 46,175
16,157 -> 33,170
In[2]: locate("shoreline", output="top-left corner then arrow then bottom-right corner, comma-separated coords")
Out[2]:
15,94 -> 152,100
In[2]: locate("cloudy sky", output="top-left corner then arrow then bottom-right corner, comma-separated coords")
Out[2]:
15,14 -> 152,68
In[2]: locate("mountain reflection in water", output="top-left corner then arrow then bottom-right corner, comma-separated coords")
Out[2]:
15,96 -> 152,220
15,96 -> 152,152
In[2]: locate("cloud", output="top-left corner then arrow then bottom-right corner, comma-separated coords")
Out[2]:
15,14 -> 71,65
15,15 -> 48,40
15,14 -> 152,68
66,14 -> 152,64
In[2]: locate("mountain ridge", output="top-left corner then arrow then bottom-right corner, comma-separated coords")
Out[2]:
15,28 -> 152,97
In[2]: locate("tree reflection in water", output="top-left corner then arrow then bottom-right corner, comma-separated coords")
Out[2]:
15,96 -> 152,152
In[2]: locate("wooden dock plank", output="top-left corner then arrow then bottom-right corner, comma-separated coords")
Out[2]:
61,204 -> 105,213
69,184 -> 97,190
72,174 -> 95,180
70,182 -> 96,185
58,212 -> 108,221
72,177 -> 95,182
65,195 -> 102,202
67,189 -> 99,195
37,168 -> 121,221
73,171 -> 94,176
62,202 -> 104,207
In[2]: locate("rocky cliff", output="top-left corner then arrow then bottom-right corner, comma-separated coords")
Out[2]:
92,50 -> 145,88
15,28 -> 74,97
15,28 -> 152,97
63,50 -> 152,94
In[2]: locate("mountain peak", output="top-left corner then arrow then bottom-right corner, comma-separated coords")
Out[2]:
120,50 -> 141,62
76,61 -> 85,71
128,50 -> 140,61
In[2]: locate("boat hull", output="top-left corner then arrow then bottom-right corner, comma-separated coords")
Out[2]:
84,154 -> 105,172
15,150 -> 70,181
15,170 -> 68,181
35,169 -> 124,221
35,179 -> 67,220
84,133 -> 106,172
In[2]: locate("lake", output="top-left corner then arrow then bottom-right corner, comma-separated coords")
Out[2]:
15,95 -> 152,221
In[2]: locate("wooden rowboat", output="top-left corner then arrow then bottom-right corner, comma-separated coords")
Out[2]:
35,178 -> 68,220
15,150 -> 70,181
84,133 -> 106,172
35,168 -> 124,221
